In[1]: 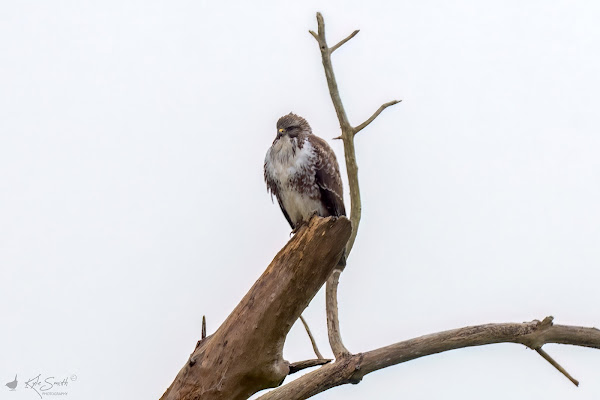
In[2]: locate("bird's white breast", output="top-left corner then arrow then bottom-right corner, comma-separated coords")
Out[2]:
265,136 -> 325,225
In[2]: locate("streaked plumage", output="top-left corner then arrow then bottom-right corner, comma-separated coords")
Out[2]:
264,113 -> 346,265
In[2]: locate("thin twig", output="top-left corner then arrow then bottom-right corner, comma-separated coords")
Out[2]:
330,30 -> 360,53
288,359 -> 332,374
195,315 -> 209,349
526,317 -> 579,385
535,347 -> 579,386
354,100 -> 402,134
300,315 -> 324,359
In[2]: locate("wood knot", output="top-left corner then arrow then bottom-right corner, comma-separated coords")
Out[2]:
537,316 -> 554,329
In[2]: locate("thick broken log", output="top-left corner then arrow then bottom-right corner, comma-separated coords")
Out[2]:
160,216 -> 352,400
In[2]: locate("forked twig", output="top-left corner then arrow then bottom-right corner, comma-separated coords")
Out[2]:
309,11 -> 400,359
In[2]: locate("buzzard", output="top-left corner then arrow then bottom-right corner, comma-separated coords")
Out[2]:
264,113 -> 346,265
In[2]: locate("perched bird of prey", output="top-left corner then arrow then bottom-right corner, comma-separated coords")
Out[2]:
264,113 -> 346,265
5,374 -> 17,391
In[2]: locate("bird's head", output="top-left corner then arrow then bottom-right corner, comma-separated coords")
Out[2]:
276,113 -> 312,139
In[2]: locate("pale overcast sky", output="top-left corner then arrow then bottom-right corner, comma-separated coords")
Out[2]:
1,1 -> 599,399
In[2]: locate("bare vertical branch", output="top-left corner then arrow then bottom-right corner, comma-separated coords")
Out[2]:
310,12 -> 355,359
310,11 -> 400,359
308,13 -> 353,133
310,12 -> 400,255
310,13 -> 355,358
325,271 -> 350,358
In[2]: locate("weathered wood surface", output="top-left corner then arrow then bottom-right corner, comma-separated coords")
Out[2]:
160,216 -> 352,400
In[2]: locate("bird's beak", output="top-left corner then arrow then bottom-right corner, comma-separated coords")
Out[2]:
277,128 -> 285,139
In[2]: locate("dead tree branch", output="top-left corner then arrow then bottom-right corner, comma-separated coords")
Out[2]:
535,347 -> 579,386
258,317 -> 600,400
309,11 -> 401,359
300,315 -> 324,359
354,100 -> 402,134
289,359 -> 332,375
330,30 -> 360,53
325,270 -> 347,357
160,216 -> 351,400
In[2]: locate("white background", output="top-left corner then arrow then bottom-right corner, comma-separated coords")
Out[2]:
1,1 -> 599,399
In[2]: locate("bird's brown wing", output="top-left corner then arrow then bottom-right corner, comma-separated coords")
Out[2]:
275,194 -> 294,229
309,135 -> 346,217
